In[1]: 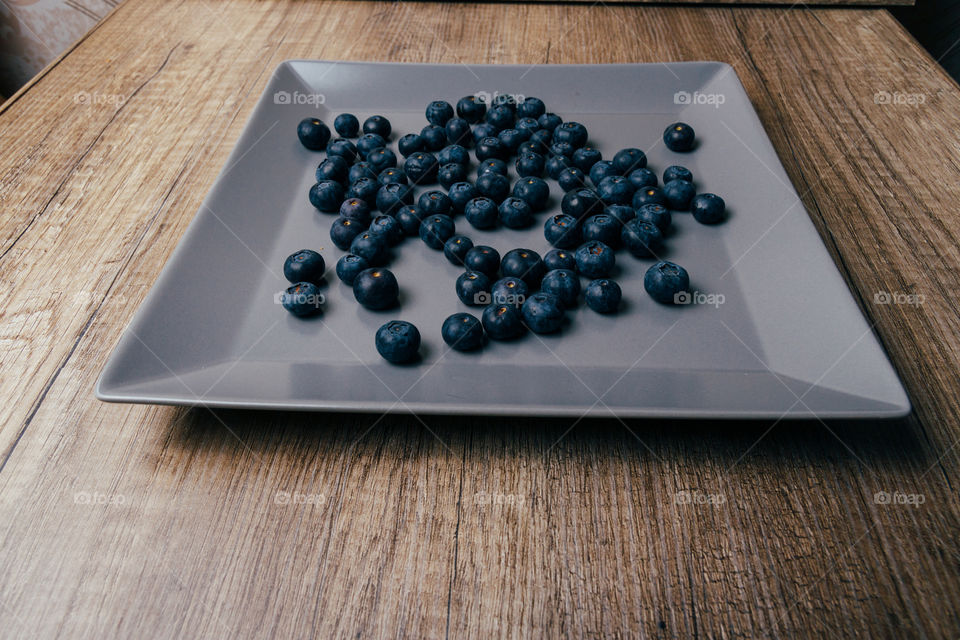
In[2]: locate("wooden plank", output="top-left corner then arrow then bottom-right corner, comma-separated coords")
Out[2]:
0,1 -> 958,638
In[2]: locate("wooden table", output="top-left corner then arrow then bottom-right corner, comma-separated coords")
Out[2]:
2,1 -> 959,637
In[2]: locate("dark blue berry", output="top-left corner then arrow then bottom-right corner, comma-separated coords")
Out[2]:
399,133 -> 425,157
421,124 -> 447,151
439,163 -> 469,189
472,123 -> 498,144
426,100 -> 455,126
446,117 -> 472,146
477,158 -> 508,176
690,193 -> 725,224
419,214 -> 456,249
316,156 -> 349,184
475,172 -> 510,203
540,269 -> 580,308
537,112 -> 562,132
281,282 -> 324,316
339,197 -> 371,224
404,151 -> 439,184
557,167 -> 587,192
327,138 -> 358,163
521,292 -> 564,334
353,268 -> 399,310
362,115 -> 391,138
589,160 -> 620,188
501,248 -> 545,286
596,175 -> 634,206
627,168 -> 658,191
308,180 -> 344,212
456,270 -> 492,306
498,197 -> 534,229
549,141 -> 576,158
575,240 -> 616,278
395,205 -> 424,237
346,177 -> 378,207
464,245 -> 500,277
546,155 -> 573,180
498,128 -> 530,154
442,313 -> 484,351
632,186 -> 667,209
377,168 -> 407,186
528,129 -> 553,153
552,121 -> 588,148
376,183 -> 414,215
375,320 -> 420,363
516,152 -> 546,178
350,231 -> 388,265
366,147 -> 397,173
512,177 -> 550,211
357,133 -> 387,159
544,249 -> 577,272
336,254 -> 369,285
485,105 -> 515,131
457,95 -> 487,123
438,144 -> 470,166
283,249 -> 325,285
348,162 -> 377,184
482,303 -> 525,340
585,279 -> 621,313
333,113 -> 359,138
475,136 -> 506,161
369,215 -> 403,246
491,277 -> 529,307
663,165 -> 693,183
515,117 -> 541,134
621,220 -> 663,258
516,97 -> 546,119
297,118 -> 330,150
561,188 -> 602,220
604,204 -> 635,226
612,148 -> 647,174
663,122 -> 695,152
572,146 -> 602,172
644,261 -> 690,303
663,179 -> 696,210
448,182 -> 478,215
582,214 -> 621,248
635,204 -> 671,232
330,217 -> 365,251
464,197 -> 498,229
418,190 -> 453,217
544,214 -> 581,249
444,235 -> 474,266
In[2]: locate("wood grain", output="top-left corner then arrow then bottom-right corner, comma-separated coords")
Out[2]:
1,1 -> 959,638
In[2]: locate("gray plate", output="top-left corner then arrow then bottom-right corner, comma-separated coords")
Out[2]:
96,60 -> 911,419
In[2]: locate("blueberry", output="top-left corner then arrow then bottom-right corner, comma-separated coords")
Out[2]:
439,163 -> 469,189
444,235 -> 474,266
635,203 -> 672,232
498,197 -> 534,229
426,100 -> 455,126
448,182 -> 478,215
375,320 -> 420,363
316,156 -> 349,184
456,270 -> 492,306
582,214 -> 621,248
464,197 -> 498,229
663,122 -> 695,152
297,118 -> 330,150
663,179 -> 696,210
477,158 -> 508,177
644,261 -> 690,303
492,94 -> 518,112
395,205 -> 425,237
632,186 -> 667,209
549,141 -> 576,158
419,214 -> 456,249
357,133 -> 387,159
485,105 -> 515,131
552,121 -> 588,148
369,215 -> 403,246
327,138 -> 358,163
516,152 -> 546,178
446,118 -> 472,146
546,155 -> 573,180
475,136 -> 506,161
537,112 -> 562,132
627,168 -> 658,191
482,303 -> 525,340
498,128 -> 530,154
596,175 -> 634,206
561,188 -> 602,220
515,117 -> 541,134
335,254 -> 369,285
521,292 -> 565,334
544,214 -> 581,249
362,115 -> 391,138
543,249 -> 577,272
540,269 -> 580,308
604,204 -> 635,226
472,123 -> 498,144
464,245 -> 500,277
512,177 -> 550,211
557,167 -> 587,192
353,267 -> 399,310
330,217 -> 365,251
399,133 -> 426,157
418,190 -> 453,217
308,180 -> 344,213
516,97 -> 545,119
572,146 -> 602,172
376,182 -> 414,215
517,141 -> 541,157
457,95 -> 487,123
621,219 -> 663,258
501,248 -> 545,286
528,129 -> 553,153
281,282 -> 324,316
349,162 -> 377,184
575,240 -> 616,278
584,279 -> 622,313
690,193 -> 725,224
476,172 -> 510,203
366,147 -> 397,173
589,161 -> 621,188
491,277 -> 529,307
283,249 -> 325,285
612,148 -> 647,174
421,124 -> 447,151
377,168 -> 407,186
350,231 -> 388,265
346,177 -> 378,207
438,144 -> 470,166
404,151 -> 439,184
663,165 -> 693,183
334,113 -> 360,138
339,197 -> 372,224
442,313 -> 485,351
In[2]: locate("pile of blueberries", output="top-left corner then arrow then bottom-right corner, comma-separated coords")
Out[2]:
281,96 -> 726,364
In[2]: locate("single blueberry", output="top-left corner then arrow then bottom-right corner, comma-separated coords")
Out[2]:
561,188 -> 603,220
498,197 -> 534,229
335,254 -> 369,285
308,180 -> 344,213
444,235 -> 474,266
627,168 -> 658,191
537,112 -> 563,132
475,136 -> 506,161
346,177 -> 378,207
516,152 -> 546,178
472,123 -> 498,144
353,268 -> 399,310
448,181 -> 478,215
546,155 -> 573,180
690,193 -> 725,224
464,197 -> 499,230
398,133 -> 425,157
457,95 -> 487,124
404,151 -> 439,184
572,146 -> 602,172
362,115 -> 391,138
612,148 -> 647,174
549,141 -> 576,158
484,105 -> 515,131
521,292 -> 565,334
493,94 -> 519,112
557,167 -> 587,192
316,156 -> 349,184
330,217 -> 365,251
283,249 -> 325,285
375,320 -> 420,363
663,122 -> 695,152
491,277 -> 529,308
544,249 -> 577,272
377,168 -> 407,186
476,172 -> 510,203
635,203 -> 672,232
464,245 -> 500,277
596,175 -> 635,206
528,129 -> 553,153
350,231 -> 388,265
544,214 -> 581,249
442,313 -> 485,351
349,162 -> 377,185
663,165 -> 693,183
477,158 -> 508,177
395,205 -> 425,237
438,144 -> 470,166
327,138 -> 358,163
582,214 -> 621,248
418,190 -> 453,217
482,303 -> 525,340
357,133 -> 387,159
512,177 -> 550,211
517,141 -> 541,157
584,278 -> 622,313
421,124 -> 447,151
498,128 -> 530,154
426,100 -> 455,126
644,261 -> 690,303
439,162 -> 469,189
369,214 -> 403,246
333,113 -> 360,138
515,117 -> 541,134
589,160 -> 621,188
339,197 -> 372,225
297,118 -> 330,151
575,240 -> 616,278
663,179 -> 696,210
501,248 -> 546,287
419,214 -> 456,249
281,282 -> 324,316
445,119 -> 472,147
604,204 -> 636,226
456,270 -> 492,306
516,97 -> 546,119
366,147 -> 397,173
621,219 -> 664,258
376,183 -> 414,215
540,269 -> 581,308
552,121 -> 588,148
632,186 -> 667,209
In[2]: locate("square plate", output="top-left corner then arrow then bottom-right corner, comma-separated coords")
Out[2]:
96,60 -> 911,419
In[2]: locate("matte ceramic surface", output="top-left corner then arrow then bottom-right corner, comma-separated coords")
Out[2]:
96,61 -> 911,418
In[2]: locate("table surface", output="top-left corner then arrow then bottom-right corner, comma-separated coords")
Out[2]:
2,1 -> 959,637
